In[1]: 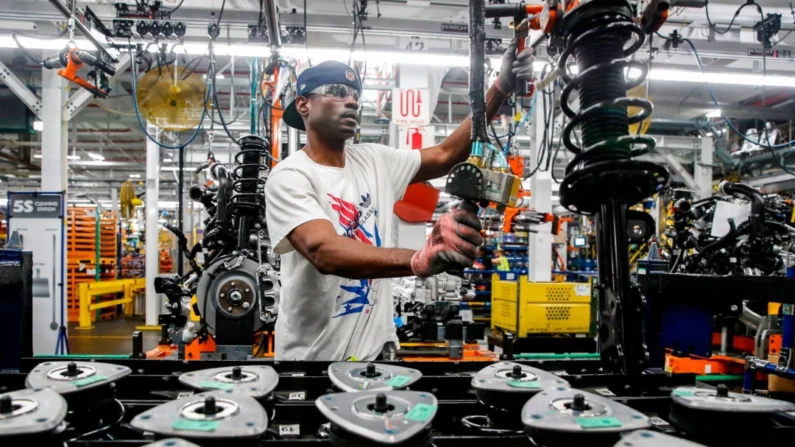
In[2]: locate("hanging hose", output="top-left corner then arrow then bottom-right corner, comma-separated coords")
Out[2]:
469,0 -> 488,145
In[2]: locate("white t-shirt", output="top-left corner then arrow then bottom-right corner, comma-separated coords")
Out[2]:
264,143 -> 422,361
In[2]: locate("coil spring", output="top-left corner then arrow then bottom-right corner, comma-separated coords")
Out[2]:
231,134 -> 269,214
558,0 -> 668,214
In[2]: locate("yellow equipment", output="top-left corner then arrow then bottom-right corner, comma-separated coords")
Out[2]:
135,65 -> 208,131
119,180 -> 141,220
491,275 -> 592,335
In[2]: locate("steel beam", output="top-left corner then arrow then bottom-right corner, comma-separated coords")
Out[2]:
0,60 -> 43,119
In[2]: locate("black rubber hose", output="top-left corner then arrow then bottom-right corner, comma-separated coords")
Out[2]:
469,0 -> 488,142
485,3 -> 525,18
719,181 -> 764,235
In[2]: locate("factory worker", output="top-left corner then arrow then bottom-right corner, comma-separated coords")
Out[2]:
265,34 -> 535,361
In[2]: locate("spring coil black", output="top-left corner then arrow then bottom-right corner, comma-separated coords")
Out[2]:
231,134 -> 269,215
557,0 -> 668,214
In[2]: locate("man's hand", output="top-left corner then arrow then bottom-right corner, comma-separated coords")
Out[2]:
411,207 -> 484,278
496,21 -> 536,95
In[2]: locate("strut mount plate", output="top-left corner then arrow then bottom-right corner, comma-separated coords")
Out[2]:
315,390 -> 437,445
130,390 -> 268,439
670,386 -> 795,412
0,388 -> 67,436
25,361 -> 131,395
522,388 -> 651,434
178,365 -> 279,398
328,362 -> 422,392
471,361 -> 570,394
613,430 -> 707,447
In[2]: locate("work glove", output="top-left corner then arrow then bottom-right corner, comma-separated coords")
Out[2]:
496,20 -> 536,94
410,207 -> 484,278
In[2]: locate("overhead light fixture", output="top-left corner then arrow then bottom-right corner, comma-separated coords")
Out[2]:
67,155 -> 80,160
33,120 -> 43,131
4,35 -> 795,87
87,152 -> 105,161
129,173 -> 141,178
163,157 -> 173,162
706,109 -> 722,118
33,154 -> 42,159
202,74 -> 224,79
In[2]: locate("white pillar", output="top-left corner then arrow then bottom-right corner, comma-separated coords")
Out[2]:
145,123 -> 161,326
695,136 -> 714,200
527,105 -> 553,282
41,68 -> 67,191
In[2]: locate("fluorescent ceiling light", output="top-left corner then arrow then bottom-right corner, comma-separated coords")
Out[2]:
163,157 -> 173,162
706,109 -> 722,118
203,74 -> 224,79
67,155 -> 80,160
33,120 -> 43,131
129,173 -> 141,178
33,154 -> 42,159
4,35 -> 794,87
87,152 -> 105,161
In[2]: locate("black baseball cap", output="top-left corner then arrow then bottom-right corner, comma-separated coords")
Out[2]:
283,61 -> 362,131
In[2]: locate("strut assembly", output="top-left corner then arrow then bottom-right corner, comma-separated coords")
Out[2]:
555,0 -> 670,374
468,0 -> 671,374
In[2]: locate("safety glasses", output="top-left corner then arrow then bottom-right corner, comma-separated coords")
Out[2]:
307,83 -> 361,102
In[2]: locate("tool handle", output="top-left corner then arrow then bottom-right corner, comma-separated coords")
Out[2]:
446,200 -> 481,277
42,55 -> 63,69
514,33 -> 529,96
75,50 -> 116,76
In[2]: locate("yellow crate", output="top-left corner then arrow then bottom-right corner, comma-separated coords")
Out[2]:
524,303 -> 591,333
491,274 -> 592,336
521,282 -> 591,303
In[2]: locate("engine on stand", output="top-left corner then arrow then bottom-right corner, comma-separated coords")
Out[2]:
666,180 -> 794,276
393,273 -> 484,353
154,135 -> 280,360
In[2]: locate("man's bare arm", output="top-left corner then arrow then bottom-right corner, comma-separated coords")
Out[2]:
411,84 -> 510,184
287,219 -> 416,279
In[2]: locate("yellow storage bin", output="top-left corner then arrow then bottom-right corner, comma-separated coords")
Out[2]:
491,274 -> 592,336
524,303 -> 591,333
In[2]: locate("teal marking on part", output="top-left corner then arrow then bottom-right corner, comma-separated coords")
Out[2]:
172,418 -> 221,432
405,403 -> 437,423
72,375 -> 107,388
199,380 -> 235,390
507,380 -> 542,389
576,417 -> 623,429
672,389 -> 696,397
384,375 -> 413,388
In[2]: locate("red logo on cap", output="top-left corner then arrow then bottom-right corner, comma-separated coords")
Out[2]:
345,69 -> 355,81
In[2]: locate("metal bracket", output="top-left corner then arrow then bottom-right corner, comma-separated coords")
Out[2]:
0,60 -> 43,119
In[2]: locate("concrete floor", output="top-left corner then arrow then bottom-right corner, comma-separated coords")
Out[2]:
67,317 -> 161,355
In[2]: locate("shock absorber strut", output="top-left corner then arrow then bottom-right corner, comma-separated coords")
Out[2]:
231,134 -> 270,249
557,0 -> 670,374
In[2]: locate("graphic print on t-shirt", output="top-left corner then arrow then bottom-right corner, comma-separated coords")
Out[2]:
328,193 -> 381,318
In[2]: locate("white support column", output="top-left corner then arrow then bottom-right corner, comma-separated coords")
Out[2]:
527,105 -> 553,282
41,68 -> 67,192
145,123 -> 161,326
695,136 -> 714,200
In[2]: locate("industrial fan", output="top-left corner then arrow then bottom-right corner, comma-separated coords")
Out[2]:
135,65 -> 208,131
119,180 -> 142,220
